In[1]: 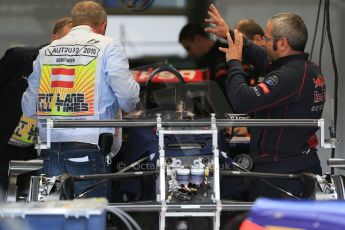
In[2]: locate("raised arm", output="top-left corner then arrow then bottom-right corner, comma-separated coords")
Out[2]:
204,4 -> 230,38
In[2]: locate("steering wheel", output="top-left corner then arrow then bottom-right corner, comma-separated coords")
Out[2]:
145,63 -> 186,113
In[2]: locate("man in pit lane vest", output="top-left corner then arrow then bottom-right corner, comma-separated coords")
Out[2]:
22,1 -> 140,198
22,25 -> 140,146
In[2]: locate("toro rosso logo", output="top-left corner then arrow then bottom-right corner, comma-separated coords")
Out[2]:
313,74 -> 325,88
265,75 -> 278,86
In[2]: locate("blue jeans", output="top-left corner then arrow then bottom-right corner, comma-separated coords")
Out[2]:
41,142 -> 109,198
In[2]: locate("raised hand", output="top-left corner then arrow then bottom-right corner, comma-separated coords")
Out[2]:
204,4 -> 230,38
219,29 -> 243,62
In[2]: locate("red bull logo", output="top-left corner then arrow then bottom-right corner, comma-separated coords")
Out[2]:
314,90 -> 326,103
313,74 -> 325,88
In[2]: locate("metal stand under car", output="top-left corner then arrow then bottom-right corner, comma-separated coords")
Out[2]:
155,114 -> 222,229
28,116 -> 336,230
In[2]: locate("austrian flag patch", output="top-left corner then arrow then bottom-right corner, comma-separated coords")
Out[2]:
258,83 -> 271,95
51,68 -> 75,88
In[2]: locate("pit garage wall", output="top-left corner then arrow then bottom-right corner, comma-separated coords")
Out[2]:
216,0 -> 345,173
